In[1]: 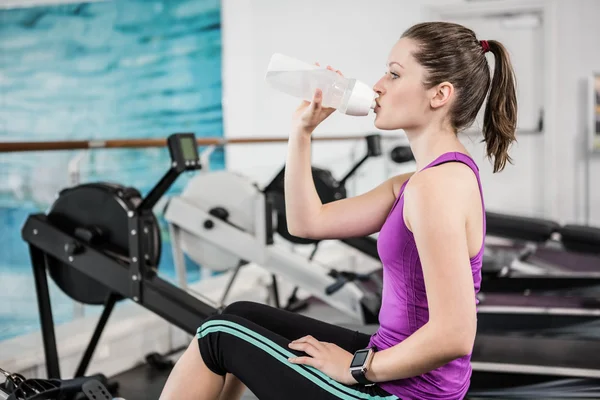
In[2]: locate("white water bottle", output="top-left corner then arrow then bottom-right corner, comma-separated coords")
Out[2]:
265,53 -> 377,116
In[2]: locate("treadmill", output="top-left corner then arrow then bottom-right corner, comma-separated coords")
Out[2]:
21,133 -> 600,399
477,212 -> 600,335
483,211 -> 600,288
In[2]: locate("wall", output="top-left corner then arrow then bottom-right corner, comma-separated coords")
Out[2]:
437,8 -> 546,218
553,0 -> 600,225
0,0 -> 223,342
220,0 -> 600,225
220,0 -> 424,195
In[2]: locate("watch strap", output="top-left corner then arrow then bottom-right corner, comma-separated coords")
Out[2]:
351,368 -> 372,385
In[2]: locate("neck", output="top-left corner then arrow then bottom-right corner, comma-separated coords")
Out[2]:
404,124 -> 464,171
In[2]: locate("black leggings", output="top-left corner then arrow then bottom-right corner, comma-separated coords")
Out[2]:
197,301 -> 398,400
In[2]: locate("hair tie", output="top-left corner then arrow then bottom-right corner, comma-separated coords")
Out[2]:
480,40 -> 490,53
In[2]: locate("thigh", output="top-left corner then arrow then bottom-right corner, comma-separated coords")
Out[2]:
197,313 -> 396,400
221,301 -> 370,353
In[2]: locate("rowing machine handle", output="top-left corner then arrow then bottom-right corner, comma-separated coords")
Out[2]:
325,277 -> 348,295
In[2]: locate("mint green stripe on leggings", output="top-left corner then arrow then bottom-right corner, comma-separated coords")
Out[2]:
197,319 -> 398,400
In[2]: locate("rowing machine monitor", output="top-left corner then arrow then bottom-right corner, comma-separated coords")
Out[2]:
139,133 -> 201,212
168,133 -> 201,172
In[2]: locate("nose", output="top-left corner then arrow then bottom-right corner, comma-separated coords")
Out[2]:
373,77 -> 386,97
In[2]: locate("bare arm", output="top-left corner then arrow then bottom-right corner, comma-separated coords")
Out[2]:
365,165 -> 478,382
285,132 -> 412,239
284,85 -> 412,239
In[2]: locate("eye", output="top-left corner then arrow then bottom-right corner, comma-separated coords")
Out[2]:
386,71 -> 400,80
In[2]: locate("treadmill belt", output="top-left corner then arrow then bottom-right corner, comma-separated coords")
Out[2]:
531,320 -> 600,340
473,334 -> 600,375
468,378 -> 600,399
478,293 -> 600,308
476,292 -> 600,335
530,247 -> 600,274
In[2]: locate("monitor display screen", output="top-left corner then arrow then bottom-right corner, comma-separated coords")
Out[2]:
180,137 -> 198,161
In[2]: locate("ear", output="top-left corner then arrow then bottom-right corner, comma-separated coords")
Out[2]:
430,82 -> 453,109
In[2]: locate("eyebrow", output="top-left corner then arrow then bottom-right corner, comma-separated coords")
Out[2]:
388,61 -> 404,69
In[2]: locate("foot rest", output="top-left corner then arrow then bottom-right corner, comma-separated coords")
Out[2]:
82,380 -> 112,400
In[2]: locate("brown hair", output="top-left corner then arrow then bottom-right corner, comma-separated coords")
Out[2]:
402,22 -> 517,172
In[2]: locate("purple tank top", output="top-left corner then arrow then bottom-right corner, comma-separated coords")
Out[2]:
369,152 -> 485,400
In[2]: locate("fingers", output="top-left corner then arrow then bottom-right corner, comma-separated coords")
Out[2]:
307,88 -> 323,112
287,336 -> 328,370
290,335 -> 326,351
289,335 -> 324,355
292,335 -> 323,348
288,356 -> 322,369
288,341 -> 320,358
315,61 -> 343,76
326,65 -> 344,77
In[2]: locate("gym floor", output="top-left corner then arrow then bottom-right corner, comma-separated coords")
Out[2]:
112,360 -> 259,400
109,353 -> 563,400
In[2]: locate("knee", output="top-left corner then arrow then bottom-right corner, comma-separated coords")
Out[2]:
195,315 -> 231,376
197,312 -> 245,340
197,313 -> 231,338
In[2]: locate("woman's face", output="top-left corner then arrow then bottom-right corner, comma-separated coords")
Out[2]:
373,38 -> 435,131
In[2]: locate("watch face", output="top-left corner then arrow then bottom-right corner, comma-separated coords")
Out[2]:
351,350 -> 369,368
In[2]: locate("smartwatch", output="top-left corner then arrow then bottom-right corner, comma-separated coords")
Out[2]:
349,347 -> 376,385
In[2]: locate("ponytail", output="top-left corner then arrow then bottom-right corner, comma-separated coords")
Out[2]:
401,23 -> 518,172
482,40 -> 517,173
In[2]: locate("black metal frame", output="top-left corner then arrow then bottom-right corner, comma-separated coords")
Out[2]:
22,134 -> 218,380
24,212 -> 218,380
338,134 -> 381,186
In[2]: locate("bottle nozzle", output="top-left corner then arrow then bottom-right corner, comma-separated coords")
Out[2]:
340,80 -> 377,116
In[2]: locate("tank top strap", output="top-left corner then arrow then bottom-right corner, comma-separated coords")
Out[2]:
420,152 -> 475,173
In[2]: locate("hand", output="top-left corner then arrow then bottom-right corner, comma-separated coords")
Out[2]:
288,335 -> 356,385
291,65 -> 344,135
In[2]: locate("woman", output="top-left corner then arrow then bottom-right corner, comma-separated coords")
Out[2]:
160,21 -> 517,400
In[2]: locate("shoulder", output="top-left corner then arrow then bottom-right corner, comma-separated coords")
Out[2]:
405,162 -> 479,219
411,161 -> 478,194
389,172 -> 415,198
